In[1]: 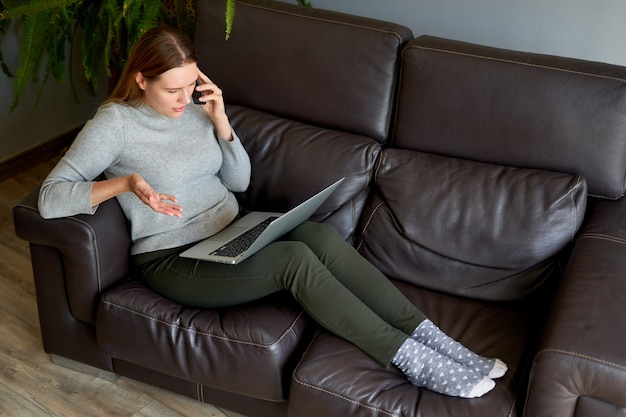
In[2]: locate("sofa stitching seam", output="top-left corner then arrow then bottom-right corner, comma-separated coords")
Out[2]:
570,184 -> 577,242
356,153 -> 386,251
569,176 -> 584,242
410,45 -> 626,84
101,299 -> 305,348
70,217 -> 103,293
539,348 -> 626,372
291,336 -> 400,416
17,205 -> 105,293
241,2 -> 406,43
355,201 -> 385,252
351,143 -> 378,237
577,233 -> 626,245
291,378 -> 400,417
29,212 -> 103,294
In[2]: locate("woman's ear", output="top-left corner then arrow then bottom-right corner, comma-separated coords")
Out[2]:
135,72 -> 146,90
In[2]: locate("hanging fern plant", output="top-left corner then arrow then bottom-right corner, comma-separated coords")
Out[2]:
0,16 -> 11,76
1,0 -> 311,112
0,0 -> 195,112
1,0 -> 79,112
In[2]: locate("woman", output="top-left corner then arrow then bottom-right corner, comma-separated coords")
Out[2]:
38,26 -> 506,398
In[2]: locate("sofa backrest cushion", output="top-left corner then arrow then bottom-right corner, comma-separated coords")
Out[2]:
228,105 -> 381,241
393,35 -> 626,199
356,149 -> 587,301
195,0 -> 413,143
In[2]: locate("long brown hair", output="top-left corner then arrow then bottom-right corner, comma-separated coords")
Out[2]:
106,26 -> 197,106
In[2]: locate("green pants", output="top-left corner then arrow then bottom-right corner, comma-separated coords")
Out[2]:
132,221 -> 426,366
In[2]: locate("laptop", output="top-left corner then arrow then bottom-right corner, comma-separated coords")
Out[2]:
179,177 -> 345,264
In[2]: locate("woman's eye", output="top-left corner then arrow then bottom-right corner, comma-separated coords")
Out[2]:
167,90 -> 177,94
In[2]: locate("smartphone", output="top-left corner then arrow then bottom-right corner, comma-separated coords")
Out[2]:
192,79 -> 205,105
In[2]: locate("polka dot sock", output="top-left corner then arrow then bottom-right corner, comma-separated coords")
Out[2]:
392,338 -> 495,398
411,319 -> 507,379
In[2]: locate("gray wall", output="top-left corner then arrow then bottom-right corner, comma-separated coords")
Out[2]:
2,1 -> 625,162
311,0 -> 626,66
0,21 -> 106,162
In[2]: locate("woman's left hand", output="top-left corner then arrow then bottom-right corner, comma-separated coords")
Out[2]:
196,69 -> 233,141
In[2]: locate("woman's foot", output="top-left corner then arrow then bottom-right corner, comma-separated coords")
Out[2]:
392,338 -> 496,398
412,320 -> 508,379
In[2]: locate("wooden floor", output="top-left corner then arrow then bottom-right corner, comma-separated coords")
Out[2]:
0,156 -> 244,417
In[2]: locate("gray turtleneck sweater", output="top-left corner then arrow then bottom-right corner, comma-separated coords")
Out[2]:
38,102 -> 251,255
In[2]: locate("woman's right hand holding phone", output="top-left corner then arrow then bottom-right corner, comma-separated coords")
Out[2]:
194,68 -> 233,141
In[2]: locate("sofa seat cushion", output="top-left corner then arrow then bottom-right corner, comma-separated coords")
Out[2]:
356,148 -> 587,301
96,281 -> 312,401
288,280 -> 541,417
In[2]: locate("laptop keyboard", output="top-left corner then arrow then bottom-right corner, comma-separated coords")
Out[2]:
210,217 -> 279,257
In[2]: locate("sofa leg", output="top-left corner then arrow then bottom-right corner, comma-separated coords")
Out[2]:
51,354 -> 118,382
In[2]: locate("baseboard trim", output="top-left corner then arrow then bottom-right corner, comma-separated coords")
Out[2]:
0,125 -> 82,183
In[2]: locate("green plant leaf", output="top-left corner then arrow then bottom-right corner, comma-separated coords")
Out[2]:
0,16 -> 12,77
103,0 -> 122,79
80,0 -> 106,93
45,6 -> 73,81
10,10 -> 51,112
225,0 -> 234,40
1,0 -> 79,19
124,0 -> 161,56
2,0 -> 203,111
160,0 -> 195,40
137,0 -> 162,36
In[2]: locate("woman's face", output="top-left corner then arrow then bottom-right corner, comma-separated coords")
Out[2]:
135,62 -> 198,119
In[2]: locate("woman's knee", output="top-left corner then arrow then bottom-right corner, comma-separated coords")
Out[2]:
265,240 -> 328,287
262,240 -> 320,271
291,221 -> 341,242
268,240 -> 312,257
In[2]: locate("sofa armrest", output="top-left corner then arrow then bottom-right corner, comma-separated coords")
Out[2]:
13,186 -> 132,325
524,197 -> 626,417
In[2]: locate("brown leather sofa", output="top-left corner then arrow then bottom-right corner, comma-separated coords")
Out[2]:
13,1 -> 626,416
